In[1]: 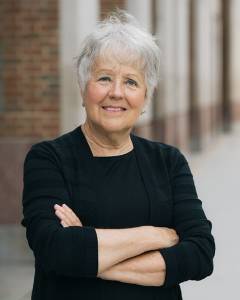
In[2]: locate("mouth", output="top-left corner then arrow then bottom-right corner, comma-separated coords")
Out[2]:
102,106 -> 127,112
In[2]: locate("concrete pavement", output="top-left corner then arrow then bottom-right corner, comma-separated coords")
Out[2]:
182,128 -> 240,299
0,226 -> 34,300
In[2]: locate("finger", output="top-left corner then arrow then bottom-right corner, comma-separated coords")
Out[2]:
54,204 -> 62,211
55,205 -> 82,226
55,204 -> 75,222
54,204 -> 82,226
55,208 -> 72,225
61,220 -> 69,228
55,210 -> 71,226
55,204 -> 73,221
62,204 -> 83,226
60,205 -> 79,225
62,204 -> 83,225
62,204 -> 78,219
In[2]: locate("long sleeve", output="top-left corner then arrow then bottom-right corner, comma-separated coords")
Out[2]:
21,141 -> 98,278
159,147 -> 215,287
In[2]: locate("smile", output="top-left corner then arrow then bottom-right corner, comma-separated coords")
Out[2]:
102,106 -> 126,112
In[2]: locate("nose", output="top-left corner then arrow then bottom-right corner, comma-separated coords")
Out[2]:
108,80 -> 124,99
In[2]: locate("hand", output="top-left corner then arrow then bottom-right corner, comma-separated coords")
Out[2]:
54,204 -> 83,227
153,227 -> 179,249
98,250 -> 166,287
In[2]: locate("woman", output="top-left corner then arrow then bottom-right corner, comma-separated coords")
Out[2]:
21,10 -> 215,300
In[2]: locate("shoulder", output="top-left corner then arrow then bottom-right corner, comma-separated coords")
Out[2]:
131,133 -> 188,173
25,129 -> 76,164
32,130 -> 72,150
132,133 -> 183,159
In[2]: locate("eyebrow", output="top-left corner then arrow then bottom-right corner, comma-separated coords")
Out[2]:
94,70 -> 143,81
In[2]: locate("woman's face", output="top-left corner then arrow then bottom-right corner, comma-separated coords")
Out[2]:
82,56 -> 147,134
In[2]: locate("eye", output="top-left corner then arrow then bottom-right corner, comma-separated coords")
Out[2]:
98,76 -> 111,82
126,79 -> 138,87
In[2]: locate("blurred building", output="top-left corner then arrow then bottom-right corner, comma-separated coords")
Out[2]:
0,0 -> 240,228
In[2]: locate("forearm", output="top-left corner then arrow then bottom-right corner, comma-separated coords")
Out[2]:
96,226 -> 157,274
97,250 -> 166,287
54,205 -> 178,277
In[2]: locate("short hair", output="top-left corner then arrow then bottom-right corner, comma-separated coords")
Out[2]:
76,9 -> 161,102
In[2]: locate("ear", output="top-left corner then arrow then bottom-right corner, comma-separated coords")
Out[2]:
144,92 -> 149,106
144,88 -> 148,102
79,89 -> 86,108
79,85 -> 87,105
79,86 -> 84,98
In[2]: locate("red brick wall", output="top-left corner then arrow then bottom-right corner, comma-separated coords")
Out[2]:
0,0 -> 59,139
100,0 -> 125,19
0,0 -> 59,224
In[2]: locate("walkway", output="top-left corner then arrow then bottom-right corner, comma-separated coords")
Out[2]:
182,128 -> 240,299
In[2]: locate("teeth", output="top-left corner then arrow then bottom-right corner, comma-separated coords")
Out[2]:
103,107 -> 124,111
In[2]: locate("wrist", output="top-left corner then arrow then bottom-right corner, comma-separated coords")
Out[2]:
140,226 -> 158,251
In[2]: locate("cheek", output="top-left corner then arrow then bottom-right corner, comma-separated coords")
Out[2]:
85,83 -> 107,105
128,91 -> 146,109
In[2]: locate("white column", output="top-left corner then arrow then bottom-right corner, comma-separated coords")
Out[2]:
155,0 -> 178,117
126,0 -> 153,126
59,0 -> 99,134
155,0 -> 189,146
126,0 -> 152,32
175,0 -> 190,115
231,0 -> 240,131
195,0 -> 212,107
194,0 -> 223,145
209,0 -> 222,134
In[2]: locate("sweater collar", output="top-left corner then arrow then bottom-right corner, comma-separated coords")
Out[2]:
71,125 -> 171,226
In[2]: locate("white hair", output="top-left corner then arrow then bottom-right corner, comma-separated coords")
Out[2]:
76,9 -> 161,102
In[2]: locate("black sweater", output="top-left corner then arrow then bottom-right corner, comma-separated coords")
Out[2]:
21,125 -> 215,299
89,148 -> 149,229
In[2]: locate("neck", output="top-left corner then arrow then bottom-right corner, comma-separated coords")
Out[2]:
81,121 -> 133,156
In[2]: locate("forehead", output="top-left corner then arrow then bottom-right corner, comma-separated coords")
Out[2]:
92,52 -> 145,77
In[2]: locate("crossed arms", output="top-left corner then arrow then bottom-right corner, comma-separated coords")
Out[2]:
22,142 -> 215,289
54,203 -> 179,286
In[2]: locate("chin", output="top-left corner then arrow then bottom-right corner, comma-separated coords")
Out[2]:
101,122 -> 131,134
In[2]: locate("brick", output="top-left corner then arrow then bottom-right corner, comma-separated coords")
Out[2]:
0,0 -> 60,139
100,0 -> 126,19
